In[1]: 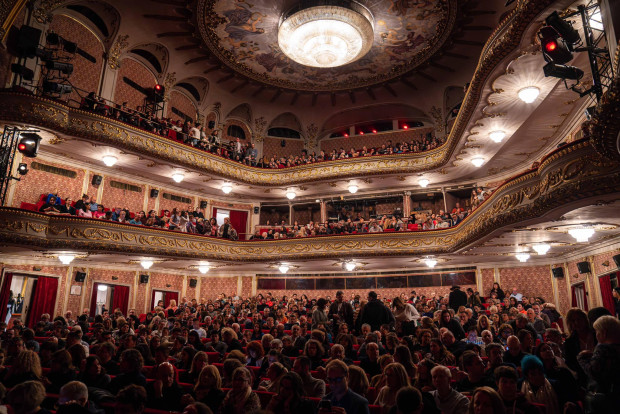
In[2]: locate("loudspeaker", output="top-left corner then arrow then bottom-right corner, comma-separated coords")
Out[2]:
150,189 -> 159,198
552,267 -> 564,278
254,206 -> 259,214
91,175 -> 102,185
613,254 -> 620,269
577,261 -> 591,274
139,274 -> 149,284
74,271 -> 86,282
208,121 -> 215,129
281,140 -> 286,147
200,201 -> 208,209
189,279 -> 197,288
9,25 -> 42,58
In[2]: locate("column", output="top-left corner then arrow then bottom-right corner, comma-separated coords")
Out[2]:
392,120 -> 399,130
289,202 -> 294,225
320,200 -> 327,223
403,191 -> 411,216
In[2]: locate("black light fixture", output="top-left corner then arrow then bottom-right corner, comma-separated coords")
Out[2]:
10,64 -> 34,81
45,60 -> 73,75
17,132 -> 41,158
545,11 -> 581,46
543,62 -> 584,80
17,163 -> 28,175
43,80 -> 72,95
539,26 -> 573,65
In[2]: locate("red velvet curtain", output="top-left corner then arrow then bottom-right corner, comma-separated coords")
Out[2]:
27,276 -> 58,328
212,208 -> 217,220
0,273 -> 13,323
90,282 -> 101,316
599,274 -> 615,315
165,291 -> 179,308
229,210 -> 248,239
111,285 -> 130,315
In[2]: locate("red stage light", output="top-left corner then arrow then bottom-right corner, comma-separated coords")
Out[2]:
344,133 -> 349,137
154,84 -> 162,91
18,143 -> 27,151
545,40 -> 557,52
359,131 -> 364,135
403,125 -> 409,129
372,129 -> 377,134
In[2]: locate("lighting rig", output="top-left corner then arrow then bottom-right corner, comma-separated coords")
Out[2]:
0,127 -> 41,205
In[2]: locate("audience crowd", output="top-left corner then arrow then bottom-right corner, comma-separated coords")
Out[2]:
1,285 -> 619,414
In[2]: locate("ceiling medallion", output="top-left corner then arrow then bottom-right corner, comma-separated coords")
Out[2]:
278,2 -> 374,68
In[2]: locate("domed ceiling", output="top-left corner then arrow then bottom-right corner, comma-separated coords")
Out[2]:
196,0 -> 460,92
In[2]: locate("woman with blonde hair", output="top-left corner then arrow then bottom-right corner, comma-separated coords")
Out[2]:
375,362 -> 411,413
476,314 -> 493,336
180,351 -> 208,384
393,345 -> 418,379
2,350 -> 42,388
347,364 -> 370,399
468,386 -> 506,414
7,381 -> 46,414
219,367 -> 260,414
392,296 -> 419,336
188,365 -> 225,414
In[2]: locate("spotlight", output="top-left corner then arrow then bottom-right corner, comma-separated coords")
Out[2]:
545,11 -> 581,45
17,163 -> 28,175
278,264 -> 290,274
198,265 -> 210,274
58,254 -> 75,265
372,129 -> 377,134
348,184 -> 358,194
403,125 -> 409,130
10,64 -> 34,81
359,131 -> 364,135
418,178 -> 429,188
344,133 -> 349,138
539,26 -> 573,65
424,258 -> 437,268
102,155 -> 117,167
172,173 -> 185,183
141,260 -> 154,269
568,227 -> 595,242
344,262 -> 356,271
543,62 -> 584,80
42,80 -> 72,94
97,285 -> 108,291
518,86 -> 540,103
471,157 -> 485,167
489,131 -> 506,143
286,190 -> 296,200
515,253 -> 530,262
17,133 -> 41,158
45,60 -> 73,75
221,183 -> 232,194
532,243 -> 551,255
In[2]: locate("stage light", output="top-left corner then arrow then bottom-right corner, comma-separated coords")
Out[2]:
424,258 -> 437,268
102,155 -> 117,167
543,62 -> 584,80
419,178 -> 429,188
58,254 -> 75,265
403,125 -> 409,129
17,163 -> 28,175
515,253 -> 530,262
286,190 -> 296,200
545,11 -> 581,45
518,86 -> 540,103
198,265 -> 210,274
489,131 -> 506,143
348,184 -> 358,194
532,243 -> 551,255
17,132 -> 41,158
344,133 -> 349,137
359,131 -> 364,135
172,173 -> 185,183
221,183 -> 232,194
45,60 -> 73,75
568,227 -> 595,242
539,26 -> 573,65
471,157 -> 485,167
42,80 -> 72,94
345,262 -> 356,271
10,64 -> 34,81
278,264 -> 290,274
589,11 -> 603,31
372,129 -> 377,134
141,260 -> 154,269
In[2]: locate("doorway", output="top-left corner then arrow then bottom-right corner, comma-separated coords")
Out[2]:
571,282 -> 589,311
89,282 -> 130,316
7,275 -> 37,325
151,290 -> 179,311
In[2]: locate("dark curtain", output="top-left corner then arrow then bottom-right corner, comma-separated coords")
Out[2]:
165,291 -> 179,308
90,282 -> 101,316
0,272 -> 13,322
229,210 -> 249,239
599,274 -> 615,315
212,208 -> 218,222
27,276 -> 58,328
111,285 -> 130,315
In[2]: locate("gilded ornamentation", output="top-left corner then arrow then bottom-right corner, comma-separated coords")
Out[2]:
163,72 -> 177,102
253,116 -> 266,143
429,106 -> 444,135
33,0 -> 63,23
304,123 -> 319,151
108,34 -> 129,70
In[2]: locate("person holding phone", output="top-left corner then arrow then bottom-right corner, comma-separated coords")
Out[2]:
318,360 -> 369,414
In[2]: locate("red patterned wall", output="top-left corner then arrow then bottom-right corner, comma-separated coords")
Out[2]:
48,15 -> 104,104
241,276 -> 253,297
320,127 -> 434,154
262,137 -> 306,160
500,266 -> 554,304
167,91 -> 197,123
158,191 -> 196,213
113,58 -> 157,110
100,178 -> 145,212
480,268 -> 495,296
199,276 -> 238,300
11,157 -> 85,207
592,249 -> 620,276
257,285 -> 477,301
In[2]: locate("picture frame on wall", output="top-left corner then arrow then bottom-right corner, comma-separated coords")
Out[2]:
70,285 -> 82,295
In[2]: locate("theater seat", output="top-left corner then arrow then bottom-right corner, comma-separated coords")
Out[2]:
254,390 -> 275,408
206,352 -> 220,364
369,405 -> 382,414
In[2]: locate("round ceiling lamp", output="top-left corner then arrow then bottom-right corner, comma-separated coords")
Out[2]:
424,258 -> 437,268
515,253 -> 530,262
278,2 -> 374,68
172,173 -> 185,183
489,131 -> 506,143
102,155 -> 117,167
568,227 -> 595,242
418,178 -> 430,188
141,260 -> 154,269
221,183 -> 232,194
532,243 -> 551,255
348,184 -> 358,194
278,264 -> 290,274
344,261 -> 357,271
518,86 -> 540,103
198,265 -> 210,274
286,190 -> 297,200
471,157 -> 485,167
58,254 -> 75,265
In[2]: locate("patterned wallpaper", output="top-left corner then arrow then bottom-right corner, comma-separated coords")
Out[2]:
480,268 -> 495,296
500,266 -> 554,304
49,15 -> 104,105
551,262 -> 571,314
199,276 -> 239,300
100,179 -> 145,213
167,91 -> 197,123
262,137 -> 305,161
320,127 -> 435,154
113,58 -> 157,110
158,191 -> 196,213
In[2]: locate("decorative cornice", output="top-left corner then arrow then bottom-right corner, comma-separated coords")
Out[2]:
1,140 -> 617,261
583,76 -> 620,162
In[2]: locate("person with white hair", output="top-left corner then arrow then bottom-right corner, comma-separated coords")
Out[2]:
429,365 -> 469,414
56,381 -> 90,414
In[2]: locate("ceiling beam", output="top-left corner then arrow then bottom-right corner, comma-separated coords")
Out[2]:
400,78 -> 417,90
290,93 -> 299,105
384,84 -> 397,97
203,65 -> 220,74
252,86 -> 265,97
430,62 -> 455,73
156,31 -> 192,38
270,89 -> 282,103
348,91 -> 356,104
216,73 -> 235,83
366,88 -> 376,100
230,80 -> 249,94
416,72 -> 437,82
143,14 -> 187,21
184,55 -> 210,65
312,93 -> 318,107
176,44 -> 201,51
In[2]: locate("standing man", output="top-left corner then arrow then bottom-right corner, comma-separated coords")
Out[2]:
328,291 -> 354,330
448,286 -> 467,312
358,291 -> 394,332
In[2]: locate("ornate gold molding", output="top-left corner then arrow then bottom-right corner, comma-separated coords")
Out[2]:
1,140 -> 617,261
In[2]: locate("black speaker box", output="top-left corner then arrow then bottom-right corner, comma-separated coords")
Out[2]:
552,267 -> 564,278
208,121 -> 215,129
200,201 -> 208,209
281,139 -> 286,147
92,174 -> 102,185
577,261 -> 591,274
74,271 -> 86,282
189,279 -> 197,288
139,274 -> 149,284
254,206 -> 259,214
150,189 -> 159,198
613,254 -> 620,269
9,25 -> 42,58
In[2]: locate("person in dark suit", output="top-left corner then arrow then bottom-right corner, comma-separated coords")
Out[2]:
328,291 -> 354,330
358,291 -> 395,332
448,286 -> 467,312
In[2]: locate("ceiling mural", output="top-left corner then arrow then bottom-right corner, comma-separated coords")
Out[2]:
197,0 -> 458,92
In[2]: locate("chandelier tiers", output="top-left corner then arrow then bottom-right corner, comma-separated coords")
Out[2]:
278,0 -> 374,68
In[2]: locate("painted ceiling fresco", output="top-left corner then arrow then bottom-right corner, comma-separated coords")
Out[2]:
197,0 -> 458,92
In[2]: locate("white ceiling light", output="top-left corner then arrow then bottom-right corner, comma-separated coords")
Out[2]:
198,265 -> 210,274
424,258 -> 437,268
286,190 -> 297,200
344,262 -> 357,271
221,183 -> 232,194
172,173 -> 185,183
102,155 -> 118,167
532,243 -> 551,255
418,178 -> 430,188
489,130 -> 506,143
515,253 -> 530,262
58,254 -> 75,265
141,260 -> 154,270
278,3 -> 374,68
98,285 -> 108,291
278,264 -> 290,274
568,227 -> 595,242
471,157 -> 485,167
518,86 -> 540,103
348,184 -> 358,194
